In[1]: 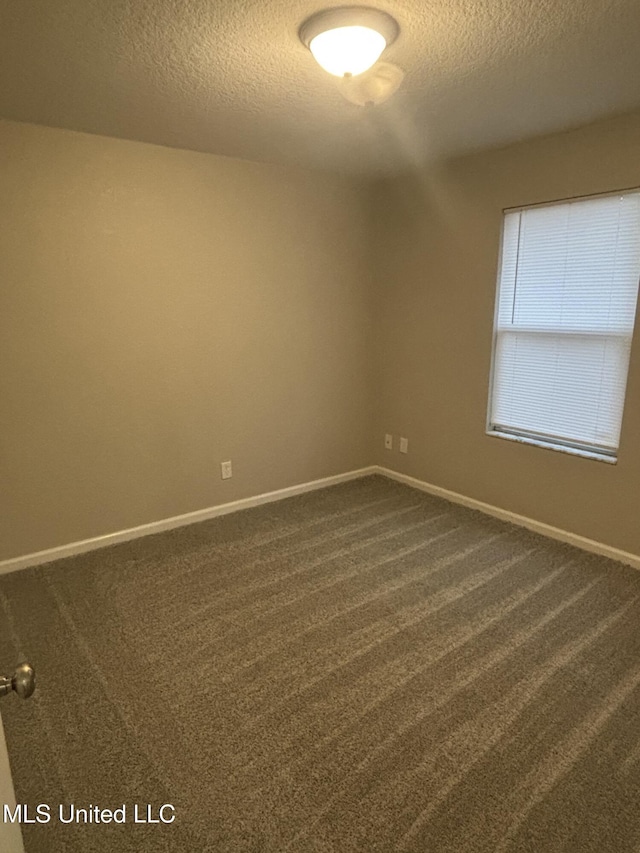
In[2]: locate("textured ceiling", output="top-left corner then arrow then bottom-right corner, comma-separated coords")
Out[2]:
1,0 -> 639,174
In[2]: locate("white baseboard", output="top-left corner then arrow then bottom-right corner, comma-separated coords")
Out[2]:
0,467 -> 377,575
4,464 -> 638,575
376,466 -> 640,571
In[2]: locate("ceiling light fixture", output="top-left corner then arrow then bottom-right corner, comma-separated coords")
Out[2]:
299,6 -> 400,78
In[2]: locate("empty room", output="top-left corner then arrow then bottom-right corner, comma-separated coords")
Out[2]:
1,1 -> 640,851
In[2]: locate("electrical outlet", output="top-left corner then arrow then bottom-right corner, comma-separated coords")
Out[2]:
400,437 -> 408,454
221,460 -> 232,480
384,434 -> 393,450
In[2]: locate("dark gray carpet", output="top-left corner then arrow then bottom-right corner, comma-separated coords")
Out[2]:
2,474 -> 640,852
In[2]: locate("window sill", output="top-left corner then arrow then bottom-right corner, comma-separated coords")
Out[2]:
486,429 -> 617,465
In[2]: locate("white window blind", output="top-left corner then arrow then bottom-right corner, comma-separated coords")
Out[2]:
488,191 -> 640,460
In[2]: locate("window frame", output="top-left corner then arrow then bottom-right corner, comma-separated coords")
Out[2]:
486,187 -> 640,465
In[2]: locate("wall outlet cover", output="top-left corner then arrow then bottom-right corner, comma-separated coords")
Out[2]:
221,461 -> 233,479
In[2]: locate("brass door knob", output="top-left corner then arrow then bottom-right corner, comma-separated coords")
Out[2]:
0,662 -> 36,700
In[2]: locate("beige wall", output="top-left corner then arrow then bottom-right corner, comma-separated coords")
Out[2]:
0,120 -> 373,561
372,111 -> 640,556
4,111 -> 640,563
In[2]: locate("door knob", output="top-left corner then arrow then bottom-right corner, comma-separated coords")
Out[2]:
0,663 -> 36,700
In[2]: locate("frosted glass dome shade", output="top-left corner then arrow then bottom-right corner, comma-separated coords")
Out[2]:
309,26 -> 386,77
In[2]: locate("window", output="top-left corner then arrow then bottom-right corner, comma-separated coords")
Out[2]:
487,191 -> 640,462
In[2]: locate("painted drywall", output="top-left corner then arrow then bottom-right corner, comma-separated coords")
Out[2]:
0,120 -> 373,561
372,110 -> 640,556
